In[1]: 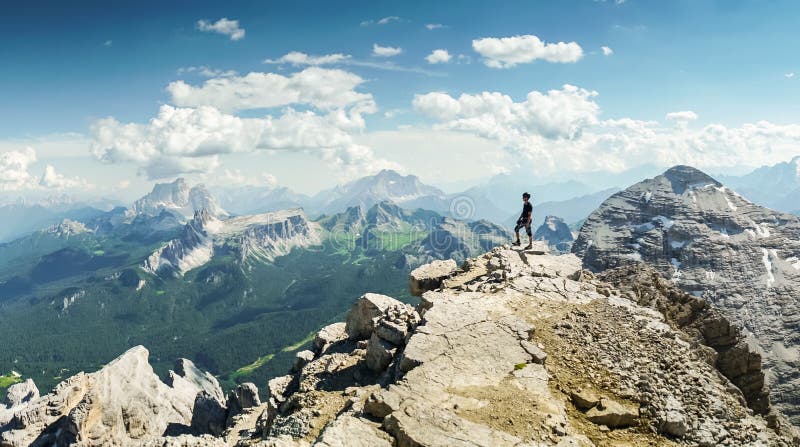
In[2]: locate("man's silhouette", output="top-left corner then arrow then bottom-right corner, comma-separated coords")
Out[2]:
513,192 -> 533,249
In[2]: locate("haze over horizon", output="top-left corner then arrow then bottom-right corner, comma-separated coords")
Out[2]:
2,0 -> 800,200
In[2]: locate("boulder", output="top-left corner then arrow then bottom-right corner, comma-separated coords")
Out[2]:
292,350 -> 315,372
375,319 -> 409,346
313,322 -> 347,353
570,388 -> 601,411
365,333 -> 397,372
268,375 -> 294,405
345,293 -> 403,339
585,398 -> 638,428
660,410 -> 689,437
190,391 -> 226,436
409,259 -> 458,296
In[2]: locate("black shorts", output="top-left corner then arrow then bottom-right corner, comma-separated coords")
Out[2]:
515,221 -> 532,236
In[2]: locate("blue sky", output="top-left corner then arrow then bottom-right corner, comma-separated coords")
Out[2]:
1,0 -> 799,197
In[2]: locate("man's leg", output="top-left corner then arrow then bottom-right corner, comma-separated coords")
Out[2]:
513,224 -> 521,245
524,225 -> 533,249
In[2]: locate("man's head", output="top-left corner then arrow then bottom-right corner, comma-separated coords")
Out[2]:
522,192 -> 531,202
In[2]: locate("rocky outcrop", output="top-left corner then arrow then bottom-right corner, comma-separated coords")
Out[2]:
408,259 -> 457,296
533,215 -> 574,253
143,209 -> 321,277
0,346 -> 224,446
572,165 -> 800,424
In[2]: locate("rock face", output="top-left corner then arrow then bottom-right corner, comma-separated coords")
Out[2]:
0,346 -> 224,446
533,215 -> 574,253
572,165 -> 800,423
143,209 -> 321,276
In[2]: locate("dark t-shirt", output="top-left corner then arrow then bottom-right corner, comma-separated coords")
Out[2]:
519,202 -> 532,222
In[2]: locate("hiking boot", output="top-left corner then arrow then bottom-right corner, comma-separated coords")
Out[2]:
524,243 -> 532,250
512,240 -> 521,246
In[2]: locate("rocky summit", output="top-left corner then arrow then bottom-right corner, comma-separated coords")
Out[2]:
3,245 -> 798,446
143,208 -> 321,277
572,165 -> 800,424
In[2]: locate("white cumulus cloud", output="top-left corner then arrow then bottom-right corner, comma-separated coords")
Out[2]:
472,34 -> 583,68
0,147 -> 90,191
264,51 -> 352,66
414,84 -> 600,140
39,165 -> 91,190
601,46 -> 613,56
197,18 -> 245,41
0,147 -> 37,191
167,67 -> 375,113
425,49 -> 452,64
90,105 -> 396,179
372,44 -> 403,57
425,23 -> 444,30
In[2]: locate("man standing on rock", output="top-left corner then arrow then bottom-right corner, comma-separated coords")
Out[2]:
513,192 -> 533,249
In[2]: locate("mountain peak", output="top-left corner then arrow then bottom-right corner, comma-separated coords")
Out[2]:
661,165 -> 721,193
129,178 -> 227,220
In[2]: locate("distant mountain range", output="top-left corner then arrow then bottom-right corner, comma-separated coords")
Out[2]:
0,180 -> 508,399
719,156 -> 800,215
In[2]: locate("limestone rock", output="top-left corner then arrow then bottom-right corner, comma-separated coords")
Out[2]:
585,398 -> 638,428
409,259 -> 458,296
292,350 -> 315,372
570,388 -> 600,411
345,293 -> 404,339
520,340 -> 547,364
0,346 -> 219,447
365,333 -> 397,372
314,413 -> 394,447
190,391 -> 226,436
312,322 -> 347,353
4,379 -> 39,408
226,383 -> 261,426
